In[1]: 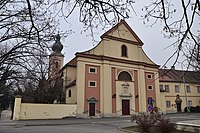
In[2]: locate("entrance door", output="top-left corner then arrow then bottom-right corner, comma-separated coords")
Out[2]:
89,103 -> 95,116
122,100 -> 130,115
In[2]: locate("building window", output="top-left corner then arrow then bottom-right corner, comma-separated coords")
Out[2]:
118,71 -> 132,81
147,74 -> 152,79
89,81 -> 96,87
160,84 -> 165,92
165,85 -> 170,92
89,67 -> 97,74
186,85 -> 191,93
175,85 -> 180,93
68,90 -> 71,97
166,101 -> 171,108
121,45 -> 127,57
188,100 -> 192,107
197,86 -> 200,93
147,85 -> 153,90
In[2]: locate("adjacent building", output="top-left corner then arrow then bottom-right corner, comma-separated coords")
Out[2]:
159,69 -> 200,113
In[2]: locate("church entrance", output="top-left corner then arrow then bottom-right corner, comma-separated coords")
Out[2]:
122,100 -> 130,115
89,103 -> 95,116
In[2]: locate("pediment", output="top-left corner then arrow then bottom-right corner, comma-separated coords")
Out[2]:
101,20 -> 143,45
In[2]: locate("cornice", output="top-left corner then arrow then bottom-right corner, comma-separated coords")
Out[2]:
75,53 -> 159,69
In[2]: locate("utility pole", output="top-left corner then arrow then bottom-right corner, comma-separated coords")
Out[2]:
183,76 -> 189,113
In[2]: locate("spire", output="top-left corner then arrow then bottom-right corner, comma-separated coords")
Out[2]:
51,34 -> 64,56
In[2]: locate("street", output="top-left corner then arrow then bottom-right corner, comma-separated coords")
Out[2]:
0,124 -> 125,133
0,113 -> 200,133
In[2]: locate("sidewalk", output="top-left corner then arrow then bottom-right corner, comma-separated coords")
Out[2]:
0,117 -> 132,127
176,120 -> 200,132
0,118 -> 91,127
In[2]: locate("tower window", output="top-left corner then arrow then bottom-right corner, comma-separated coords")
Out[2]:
55,61 -> 59,68
121,45 -> 127,57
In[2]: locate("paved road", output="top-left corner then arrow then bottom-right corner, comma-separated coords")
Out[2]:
0,124 -> 125,133
0,113 -> 199,133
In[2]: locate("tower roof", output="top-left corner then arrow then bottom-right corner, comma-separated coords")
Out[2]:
51,34 -> 64,56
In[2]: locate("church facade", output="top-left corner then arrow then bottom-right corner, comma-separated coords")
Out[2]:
50,20 -> 200,117
61,20 -> 161,117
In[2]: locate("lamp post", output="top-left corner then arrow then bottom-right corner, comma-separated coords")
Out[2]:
181,61 -> 188,113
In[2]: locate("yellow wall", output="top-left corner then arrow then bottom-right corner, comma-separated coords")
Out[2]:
86,39 -> 155,65
13,97 -> 77,120
160,82 -> 200,113
66,86 -> 77,104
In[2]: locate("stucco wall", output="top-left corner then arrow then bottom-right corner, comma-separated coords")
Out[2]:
13,97 -> 77,120
160,82 -> 200,113
66,86 -> 77,104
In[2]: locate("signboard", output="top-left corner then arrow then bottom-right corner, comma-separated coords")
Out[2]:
148,105 -> 153,112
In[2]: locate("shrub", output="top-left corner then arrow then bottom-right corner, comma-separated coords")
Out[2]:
155,118 -> 177,133
131,113 -> 176,133
131,113 -> 162,132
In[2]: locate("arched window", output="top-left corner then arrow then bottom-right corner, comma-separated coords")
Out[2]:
55,61 -> 59,68
68,90 -> 71,97
121,45 -> 127,57
118,71 -> 132,81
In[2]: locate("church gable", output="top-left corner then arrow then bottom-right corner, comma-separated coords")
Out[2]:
77,20 -> 158,67
101,20 -> 143,45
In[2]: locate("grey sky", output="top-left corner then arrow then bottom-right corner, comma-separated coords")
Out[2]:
57,1 -> 195,70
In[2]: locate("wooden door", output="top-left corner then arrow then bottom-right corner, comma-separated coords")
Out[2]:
122,100 -> 130,115
89,103 -> 95,116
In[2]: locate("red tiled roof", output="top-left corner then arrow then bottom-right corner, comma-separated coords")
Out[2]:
67,57 -> 77,66
60,57 -> 77,72
159,69 -> 200,84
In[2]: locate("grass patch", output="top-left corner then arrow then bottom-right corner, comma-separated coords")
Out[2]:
122,126 -> 194,133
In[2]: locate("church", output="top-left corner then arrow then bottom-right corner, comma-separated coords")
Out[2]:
49,20 -> 200,118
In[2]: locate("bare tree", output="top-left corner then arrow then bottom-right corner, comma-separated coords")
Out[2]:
188,35 -> 200,71
141,0 -> 200,69
0,0 -> 56,82
0,0 -> 135,105
1,0 -> 199,106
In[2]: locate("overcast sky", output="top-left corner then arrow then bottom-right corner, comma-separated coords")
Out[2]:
57,1 -> 190,70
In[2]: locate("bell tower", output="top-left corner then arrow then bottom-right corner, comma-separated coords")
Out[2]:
49,34 -> 64,78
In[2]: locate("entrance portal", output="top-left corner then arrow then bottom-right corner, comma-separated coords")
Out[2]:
89,103 -> 95,116
122,100 -> 130,115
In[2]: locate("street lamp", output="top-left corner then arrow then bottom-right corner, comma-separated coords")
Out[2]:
181,61 -> 189,113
